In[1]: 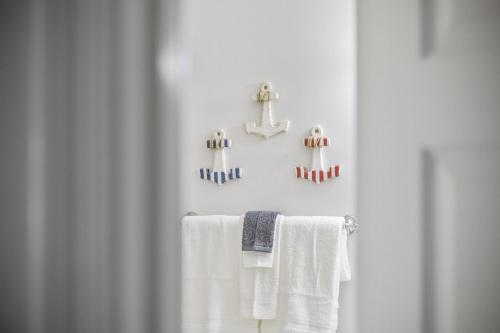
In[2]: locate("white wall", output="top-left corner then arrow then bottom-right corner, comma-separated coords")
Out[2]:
178,0 -> 356,217
163,0 -> 357,331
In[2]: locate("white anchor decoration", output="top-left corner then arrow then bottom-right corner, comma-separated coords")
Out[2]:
199,129 -> 242,186
245,82 -> 290,139
295,126 -> 341,184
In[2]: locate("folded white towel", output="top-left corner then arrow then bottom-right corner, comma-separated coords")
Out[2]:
242,250 -> 275,268
262,216 -> 350,333
182,215 -> 257,333
240,215 -> 283,319
339,222 -> 351,283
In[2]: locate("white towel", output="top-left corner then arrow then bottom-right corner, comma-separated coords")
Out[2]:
240,215 -> 284,319
262,216 -> 351,333
182,215 -> 257,333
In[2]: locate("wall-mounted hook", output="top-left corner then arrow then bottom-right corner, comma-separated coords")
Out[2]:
245,82 -> 290,139
200,129 -> 242,185
295,126 -> 340,184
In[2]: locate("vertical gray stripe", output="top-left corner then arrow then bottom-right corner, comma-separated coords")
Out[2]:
27,0 -> 46,332
116,0 -> 154,332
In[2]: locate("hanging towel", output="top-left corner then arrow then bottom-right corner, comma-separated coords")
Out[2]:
242,211 -> 280,253
262,216 -> 351,333
182,215 -> 257,333
242,211 -> 282,268
240,214 -> 284,319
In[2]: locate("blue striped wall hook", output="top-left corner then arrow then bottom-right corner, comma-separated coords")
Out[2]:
200,129 -> 242,186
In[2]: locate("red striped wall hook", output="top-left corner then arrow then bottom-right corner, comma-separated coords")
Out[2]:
295,126 -> 341,184
200,129 -> 243,186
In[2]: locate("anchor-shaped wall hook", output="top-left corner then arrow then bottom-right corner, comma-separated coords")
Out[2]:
200,129 -> 242,186
245,82 -> 290,139
295,126 -> 341,184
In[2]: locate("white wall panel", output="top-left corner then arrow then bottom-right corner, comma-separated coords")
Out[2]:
159,0 -> 357,331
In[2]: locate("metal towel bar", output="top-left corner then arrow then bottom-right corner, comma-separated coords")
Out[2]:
183,212 -> 359,235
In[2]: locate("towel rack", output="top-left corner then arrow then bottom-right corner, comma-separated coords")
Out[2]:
183,212 -> 359,235
343,215 -> 359,235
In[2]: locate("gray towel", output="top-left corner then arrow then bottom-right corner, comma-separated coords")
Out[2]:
242,211 -> 280,253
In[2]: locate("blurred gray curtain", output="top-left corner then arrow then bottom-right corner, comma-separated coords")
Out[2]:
0,0 -> 181,332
